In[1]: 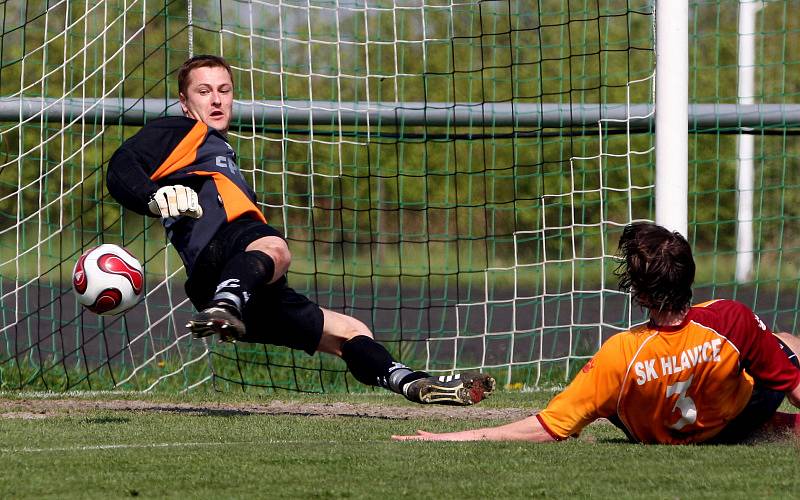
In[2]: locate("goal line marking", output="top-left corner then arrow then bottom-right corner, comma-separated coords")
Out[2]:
0,439 -> 386,453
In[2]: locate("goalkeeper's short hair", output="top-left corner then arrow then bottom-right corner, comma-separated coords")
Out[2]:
177,54 -> 234,96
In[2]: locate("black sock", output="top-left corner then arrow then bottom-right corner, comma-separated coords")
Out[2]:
211,251 -> 275,313
340,335 -> 428,393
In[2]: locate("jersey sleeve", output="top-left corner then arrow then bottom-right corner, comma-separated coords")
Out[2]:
107,145 -> 160,215
106,117 -> 200,216
536,334 -> 628,439
705,300 -> 800,392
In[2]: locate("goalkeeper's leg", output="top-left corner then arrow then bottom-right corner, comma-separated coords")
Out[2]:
323,309 -> 495,406
188,234 -> 290,341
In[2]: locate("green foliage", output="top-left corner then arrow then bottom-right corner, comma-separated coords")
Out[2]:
3,1 -> 800,392
0,0 -> 658,270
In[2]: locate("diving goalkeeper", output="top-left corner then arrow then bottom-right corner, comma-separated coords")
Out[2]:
106,54 -> 494,405
394,223 -> 800,442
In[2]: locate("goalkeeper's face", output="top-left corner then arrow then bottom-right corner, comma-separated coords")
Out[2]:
179,65 -> 234,134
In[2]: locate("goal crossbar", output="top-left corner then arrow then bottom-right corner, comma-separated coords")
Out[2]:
1,98 -> 798,129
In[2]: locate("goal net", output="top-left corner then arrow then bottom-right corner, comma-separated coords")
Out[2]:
4,1 -> 793,393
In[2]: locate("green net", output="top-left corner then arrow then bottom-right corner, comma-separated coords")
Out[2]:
688,1 -> 800,336
5,1 -> 793,394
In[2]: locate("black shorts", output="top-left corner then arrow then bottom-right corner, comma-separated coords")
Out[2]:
710,335 -> 800,444
184,217 -> 324,355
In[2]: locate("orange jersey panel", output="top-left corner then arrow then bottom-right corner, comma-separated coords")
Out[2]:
538,299 -> 800,444
617,323 -> 753,443
150,120 -> 208,180
192,170 -> 266,224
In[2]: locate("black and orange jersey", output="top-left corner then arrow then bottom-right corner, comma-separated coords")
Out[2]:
107,116 -> 266,272
536,299 -> 800,444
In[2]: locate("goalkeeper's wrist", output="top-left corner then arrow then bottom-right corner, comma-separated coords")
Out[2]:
147,184 -> 204,219
147,191 -> 163,217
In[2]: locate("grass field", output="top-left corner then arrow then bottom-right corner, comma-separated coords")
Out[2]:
0,390 -> 798,499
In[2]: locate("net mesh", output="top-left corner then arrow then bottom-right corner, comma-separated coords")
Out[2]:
688,0 -> 800,342
5,1 -> 793,393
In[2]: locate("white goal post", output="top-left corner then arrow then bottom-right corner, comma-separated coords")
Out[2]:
655,0 -> 689,238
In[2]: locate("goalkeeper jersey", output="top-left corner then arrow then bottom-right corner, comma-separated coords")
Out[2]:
107,116 -> 266,273
536,299 -> 800,444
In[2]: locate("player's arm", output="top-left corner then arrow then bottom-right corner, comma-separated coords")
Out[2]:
788,383 -> 800,408
713,302 -> 800,400
394,337 -> 625,443
773,332 -> 800,407
391,415 -> 556,442
107,144 -> 162,216
107,119 -> 203,219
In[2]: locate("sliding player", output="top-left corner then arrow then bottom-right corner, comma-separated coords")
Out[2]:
393,223 -> 800,442
106,54 -> 494,406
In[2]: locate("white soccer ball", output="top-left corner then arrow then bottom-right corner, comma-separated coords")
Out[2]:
72,244 -> 144,316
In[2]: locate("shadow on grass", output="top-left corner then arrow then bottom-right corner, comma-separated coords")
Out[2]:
595,437 -> 633,444
82,416 -> 132,424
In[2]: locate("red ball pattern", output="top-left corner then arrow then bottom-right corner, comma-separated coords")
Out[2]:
97,253 -> 144,294
73,253 -> 88,294
87,288 -> 123,315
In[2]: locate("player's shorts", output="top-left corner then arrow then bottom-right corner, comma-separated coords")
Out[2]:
184,217 -> 324,355
709,335 -> 800,444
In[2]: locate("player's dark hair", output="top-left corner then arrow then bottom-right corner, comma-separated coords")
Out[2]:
615,222 -> 695,313
177,55 -> 233,96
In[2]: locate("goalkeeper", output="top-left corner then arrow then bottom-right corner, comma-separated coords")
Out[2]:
394,222 -> 800,443
106,54 -> 494,406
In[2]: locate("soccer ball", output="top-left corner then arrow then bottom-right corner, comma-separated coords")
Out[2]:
72,244 -> 144,316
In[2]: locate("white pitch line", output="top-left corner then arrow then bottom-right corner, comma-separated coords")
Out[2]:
1,442 -> 238,453
0,439 -> 381,453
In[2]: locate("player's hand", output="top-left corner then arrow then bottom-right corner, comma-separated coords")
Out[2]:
392,430 -> 448,441
148,185 -> 203,219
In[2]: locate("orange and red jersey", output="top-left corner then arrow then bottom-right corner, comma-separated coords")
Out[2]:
537,299 -> 800,444
107,117 -> 265,273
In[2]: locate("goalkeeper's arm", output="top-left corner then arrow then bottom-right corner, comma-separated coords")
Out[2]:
107,145 -> 162,216
108,150 -> 202,219
147,185 -> 203,219
107,119 -> 203,219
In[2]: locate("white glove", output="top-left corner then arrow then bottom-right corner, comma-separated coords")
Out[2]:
148,185 -> 204,219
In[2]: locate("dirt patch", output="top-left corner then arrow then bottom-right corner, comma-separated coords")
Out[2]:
0,398 -> 534,421
0,411 -> 50,420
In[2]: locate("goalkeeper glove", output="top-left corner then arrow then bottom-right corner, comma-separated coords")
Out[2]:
148,185 -> 204,219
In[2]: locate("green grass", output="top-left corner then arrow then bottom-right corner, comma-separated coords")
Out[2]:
0,391 -> 797,499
